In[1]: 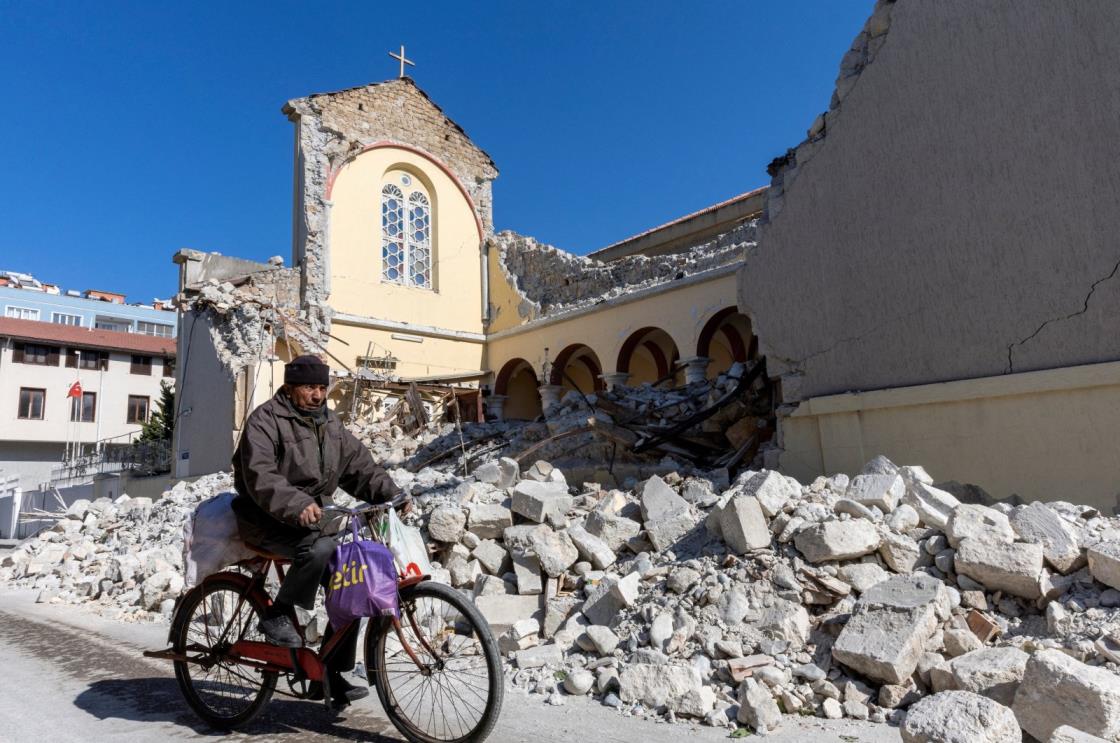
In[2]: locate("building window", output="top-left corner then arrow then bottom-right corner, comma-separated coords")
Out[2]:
80,350 -> 107,370
70,392 -> 96,422
136,321 -> 173,337
52,312 -> 82,326
95,317 -> 130,332
381,180 -> 433,289
13,342 -> 58,366
17,388 -> 45,420
5,306 -> 39,321
131,355 -> 152,375
163,357 -> 175,377
126,395 -> 150,424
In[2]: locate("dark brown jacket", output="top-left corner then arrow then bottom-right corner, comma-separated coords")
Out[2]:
231,391 -> 399,541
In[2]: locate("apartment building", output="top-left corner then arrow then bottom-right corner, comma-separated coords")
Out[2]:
0,270 -> 176,338
0,317 -> 175,490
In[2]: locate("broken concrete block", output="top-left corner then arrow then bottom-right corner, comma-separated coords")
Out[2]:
719,496 -> 771,554
902,482 -> 960,529
581,572 -> 640,626
563,669 -> 594,695
837,562 -> 890,593
511,480 -> 573,524
542,596 -> 580,639
1010,502 -> 1084,574
1087,541 -> 1120,591
946,647 -> 1028,707
511,552 -> 543,595
1049,726 -> 1110,742
902,691 -> 1020,743
527,525 -> 578,577
515,643 -> 562,669
467,503 -> 511,540
427,506 -> 466,542
943,627 -> 982,658
832,573 -> 946,684
886,503 -> 920,532
619,664 -> 702,713
473,593 -> 542,635
584,509 -> 641,552
758,599 -> 811,647
639,475 -> 688,522
945,504 -> 1015,548
585,624 -> 620,655
741,470 -> 801,518
1013,649 -> 1120,741
954,538 -> 1043,599
644,508 -> 698,552
794,519 -> 880,563
847,473 -> 905,512
567,524 -> 616,569
879,531 -> 922,573
738,678 -> 782,732
470,539 -> 509,576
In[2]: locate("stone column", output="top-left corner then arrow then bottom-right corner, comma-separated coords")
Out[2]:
538,384 -> 564,414
682,357 -> 711,385
600,372 -> 630,391
485,395 -> 507,421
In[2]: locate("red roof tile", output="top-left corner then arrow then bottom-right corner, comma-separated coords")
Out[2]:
0,317 -> 176,356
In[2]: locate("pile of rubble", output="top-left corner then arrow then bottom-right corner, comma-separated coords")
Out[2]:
6,451 -> 1120,741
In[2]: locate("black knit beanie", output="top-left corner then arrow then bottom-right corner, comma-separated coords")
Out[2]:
284,355 -> 330,386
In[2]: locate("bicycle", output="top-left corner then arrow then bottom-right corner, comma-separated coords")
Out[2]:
144,498 -> 504,742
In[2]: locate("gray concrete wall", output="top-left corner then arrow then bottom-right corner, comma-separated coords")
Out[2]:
172,310 -> 236,479
739,0 -> 1120,399
0,442 -> 66,491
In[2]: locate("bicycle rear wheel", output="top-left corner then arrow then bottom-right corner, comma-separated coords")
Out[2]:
171,575 -> 277,729
368,581 -> 504,743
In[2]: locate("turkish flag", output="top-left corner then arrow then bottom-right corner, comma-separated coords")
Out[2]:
67,381 -> 82,398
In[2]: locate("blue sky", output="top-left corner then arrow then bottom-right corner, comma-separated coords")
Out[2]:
0,1 -> 873,303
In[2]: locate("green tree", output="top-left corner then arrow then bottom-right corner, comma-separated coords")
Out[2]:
139,380 -> 175,443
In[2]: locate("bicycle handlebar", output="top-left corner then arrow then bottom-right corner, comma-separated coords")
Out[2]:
322,494 -> 411,516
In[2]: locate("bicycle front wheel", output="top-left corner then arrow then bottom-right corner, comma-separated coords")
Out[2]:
368,580 -> 504,743
171,575 -> 277,729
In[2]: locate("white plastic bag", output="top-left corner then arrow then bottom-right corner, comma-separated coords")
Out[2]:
183,492 -> 257,587
386,506 -> 434,578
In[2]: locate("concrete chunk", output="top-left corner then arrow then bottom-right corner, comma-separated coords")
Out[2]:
737,678 -> 782,732
470,539 -> 509,575
741,470 -> 801,518
567,524 -> 616,569
1088,541 -> 1120,591
794,519 -> 880,563
511,552 -> 543,595
903,482 -> 960,529
474,593 -> 542,636
584,509 -> 641,552
946,504 -> 1015,548
619,663 -> 703,713
427,506 -> 466,542
719,496 -> 770,553
515,643 -> 562,669
832,573 -> 946,684
467,503 -> 511,539
947,647 -> 1029,706
955,538 -> 1044,599
1049,726 -> 1110,742
527,525 -> 578,577
1010,502 -> 1084,574
639,476 -> 688,522
879,531 -> 922,573
511,481 -> 572,524
847,473 -> 905,512
902,691 -> 1020,743
1013,648 -> 1120,742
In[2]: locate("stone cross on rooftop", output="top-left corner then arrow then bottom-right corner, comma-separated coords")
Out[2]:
389,45 -> 415,78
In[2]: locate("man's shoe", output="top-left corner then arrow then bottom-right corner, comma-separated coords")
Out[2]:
258,613 -> 302,648
308,674 -> 369,709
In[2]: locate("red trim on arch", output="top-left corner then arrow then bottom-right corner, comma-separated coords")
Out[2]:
550,344 -> 604,391
495,358 -> 536,395
324,141 -> 485,242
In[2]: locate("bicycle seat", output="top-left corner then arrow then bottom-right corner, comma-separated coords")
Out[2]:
244,543 -> 292,564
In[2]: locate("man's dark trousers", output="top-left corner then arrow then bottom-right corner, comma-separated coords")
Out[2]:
253,524 -> 358,673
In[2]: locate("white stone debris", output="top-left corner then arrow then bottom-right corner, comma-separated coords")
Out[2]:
8,445 -> 1120,741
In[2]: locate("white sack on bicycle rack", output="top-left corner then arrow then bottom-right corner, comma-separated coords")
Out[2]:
386,506 -> 435,579
183,492 -> 257,587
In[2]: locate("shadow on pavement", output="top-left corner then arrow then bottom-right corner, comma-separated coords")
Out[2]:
75,677 -> 398,740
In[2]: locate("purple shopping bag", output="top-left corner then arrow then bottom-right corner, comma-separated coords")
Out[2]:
325,518 -> 399,631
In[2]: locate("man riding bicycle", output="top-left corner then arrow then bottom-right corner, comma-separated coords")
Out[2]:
231,354 -> 405,709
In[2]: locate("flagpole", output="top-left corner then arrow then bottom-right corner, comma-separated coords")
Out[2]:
94,365 -> 103,457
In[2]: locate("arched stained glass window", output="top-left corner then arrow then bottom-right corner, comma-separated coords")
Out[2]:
380,177 -> 433,289
381,184 -> 405,283
408,192 -> 431,288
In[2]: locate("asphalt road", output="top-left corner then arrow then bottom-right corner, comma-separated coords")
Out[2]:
0,589 -> 900,742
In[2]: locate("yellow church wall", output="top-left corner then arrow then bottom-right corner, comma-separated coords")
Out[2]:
485,244 -> 530,335
487,271 -> 741,389
326,321 -> 484,382
780,360 -> 1120,511
328,146 -> 484,336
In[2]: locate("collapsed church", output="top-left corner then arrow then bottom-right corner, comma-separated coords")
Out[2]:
172,0 -> 1120,512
